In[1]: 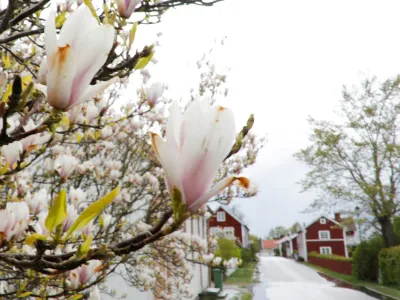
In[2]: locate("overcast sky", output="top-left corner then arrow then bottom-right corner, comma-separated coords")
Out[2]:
128,0 -> 400,238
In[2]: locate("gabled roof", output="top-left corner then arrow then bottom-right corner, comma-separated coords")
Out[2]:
303,215 -> 343,231
262,240 -> 279,249
212,205 -> 249,229
276,233 -> 298,244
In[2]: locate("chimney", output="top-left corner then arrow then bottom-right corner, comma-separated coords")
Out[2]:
334,212 -> 341,222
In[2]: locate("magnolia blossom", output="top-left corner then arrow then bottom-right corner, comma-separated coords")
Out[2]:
144,82 -> 164,107
69,187 -> 86,208
202,253 -> 214,263
1,141 -> 23,170
151,99 -> 249,213
26,188 -> 48,214
0,202 -> 30,241
42,6 -> 117,111
54,154 -> 79,179
212,256 -> 222,266
116,0 -> 141,18
69,260 -> 102,289
89,286 -> 101,300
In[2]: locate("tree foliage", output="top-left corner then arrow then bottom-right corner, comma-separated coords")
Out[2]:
295,76 -> 400,247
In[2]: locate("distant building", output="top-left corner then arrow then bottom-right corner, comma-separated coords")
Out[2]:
208,206 -> 250,248
276,212 -> 357,261
261,240 -> 279,255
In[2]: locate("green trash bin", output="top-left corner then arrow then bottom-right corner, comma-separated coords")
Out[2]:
212,268 -> 223,289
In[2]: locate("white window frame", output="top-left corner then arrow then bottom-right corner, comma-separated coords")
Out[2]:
318,230 -> 331,240
217,211 -> 226,222
224,226 -> 235,237
320,218 -> 326,224
320,246 -> 332,255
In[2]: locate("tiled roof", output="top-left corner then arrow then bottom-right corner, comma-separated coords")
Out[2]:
262,240 -> 278,249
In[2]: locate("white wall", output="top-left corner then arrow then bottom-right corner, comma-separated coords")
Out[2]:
103,215 -> 210,299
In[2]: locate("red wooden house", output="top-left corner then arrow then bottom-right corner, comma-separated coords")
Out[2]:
208,206 -> 250,248
277,213 -> 356,261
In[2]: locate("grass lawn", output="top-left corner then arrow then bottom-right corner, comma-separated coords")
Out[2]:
224,262 -> 257,285
305,262 -> 400,299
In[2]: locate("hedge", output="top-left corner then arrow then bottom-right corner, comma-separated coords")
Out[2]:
379,246 -> 400,285
352,236 -> 384,281
308,251 -> 352,262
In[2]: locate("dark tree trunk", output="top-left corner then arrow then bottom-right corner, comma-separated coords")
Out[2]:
378,216 -> 398,247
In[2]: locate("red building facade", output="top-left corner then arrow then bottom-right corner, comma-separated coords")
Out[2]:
208,206 -> 249,248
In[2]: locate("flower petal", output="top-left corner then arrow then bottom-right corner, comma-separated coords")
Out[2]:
67,77 -> 119,110
45,10 -> 57,58
180,99 -> 236,204
47,44 -> 76,110
58,6 -> 98,48
188,176 -> 249,213
68,24 -> 115,106
151,133 -> 182,197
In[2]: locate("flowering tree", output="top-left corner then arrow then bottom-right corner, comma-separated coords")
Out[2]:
0,1 -> 263,299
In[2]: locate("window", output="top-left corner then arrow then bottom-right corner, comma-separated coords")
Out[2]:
320,247 -> 332,255
318,230 -> 330,240
224,227 -> 235,237
320,218 -> 326,224
210,227 -> 221,235
217,211 -> 226,222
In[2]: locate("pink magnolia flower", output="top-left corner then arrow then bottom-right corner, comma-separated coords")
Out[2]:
116,0 -> 141,18
0,202 -> 30,241
1,141 -> 23,170
151,99 -> 249,213
144,82 -> 164,107
42,6 -> 117,111
69,260 -> 102,289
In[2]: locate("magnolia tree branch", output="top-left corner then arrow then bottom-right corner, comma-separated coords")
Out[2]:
0,209 -> 175,274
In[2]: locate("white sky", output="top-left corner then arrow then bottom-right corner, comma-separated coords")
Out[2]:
131,0 -> 400,238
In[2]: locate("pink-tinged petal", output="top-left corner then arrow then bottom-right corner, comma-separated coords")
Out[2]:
126,0 -> 141,17
67,77 -> 119,110
180,99 -> 237,204
68,24 -> 115,105
151,133 -> 182,196
166,101 -> 182,149
47,44 -> 76,110
188,177 -> 249,213
115,0 -> 127,17
58,6 -> 98,48
45,10 -> 57,58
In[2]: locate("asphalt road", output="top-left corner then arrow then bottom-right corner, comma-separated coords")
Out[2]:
258,256 -> 376,300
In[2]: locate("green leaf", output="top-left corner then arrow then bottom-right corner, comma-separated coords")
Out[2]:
64,187 -> 120,240
68,294 -> 84,300
134,52 -> 155,70
128,22 -> 138,49
171,187 -> 186,222
17,292 -> 32,298
76,234 -> 93,259
25,233 -> 48,246
45,190 -> 67,234
83,0 -> 100,24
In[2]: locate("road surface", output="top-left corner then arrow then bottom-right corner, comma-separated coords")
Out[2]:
258,256 -> 376,300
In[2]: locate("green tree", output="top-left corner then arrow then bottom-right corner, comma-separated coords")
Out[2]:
267,226 -> 288,239
295,76 -> 400,247
215,238 -> 241,260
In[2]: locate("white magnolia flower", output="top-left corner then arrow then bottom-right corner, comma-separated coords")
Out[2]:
69,187 -> 86,208
54,154 -> 79,179
88,286 -> 101,300
42,6 -> 117,111
144,82 -> 164,107
69,260 -> 102,288
202,253 -> 214,263
27,188 -> 48,214
1,141 -> 23,170
151,99 -> 249,212
0,202 -> 30,241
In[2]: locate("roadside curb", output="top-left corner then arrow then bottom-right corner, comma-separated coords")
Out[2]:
311,267 -> 399,300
